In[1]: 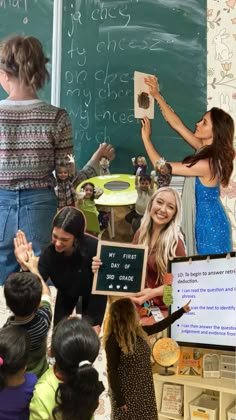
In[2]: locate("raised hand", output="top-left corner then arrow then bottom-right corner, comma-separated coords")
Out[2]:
14,230 -> 32,270
67,154 -> 75,163
144,75 -> 160,98
22,252 -> 40,276
94,186 -> 103,198
91,143 -> 115,163
141,116 -> 152,142
136,167 -> 142,176
76,189 -> 86,201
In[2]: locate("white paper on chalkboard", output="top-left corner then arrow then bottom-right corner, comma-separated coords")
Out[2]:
134,71 -> 155,119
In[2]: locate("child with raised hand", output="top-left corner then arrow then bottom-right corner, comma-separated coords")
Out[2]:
0,326 -> 37,420
103,297 -> 190,420
151,157 -> 172,189
125,173 -> 154,234
55,154 -> 77,209
30,317 -> 104,420
77,182 -> 110,230
131,155 -> 147,176
4,239 -> 52,378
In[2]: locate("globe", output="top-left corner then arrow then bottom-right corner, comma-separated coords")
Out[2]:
152,337 -> 180,375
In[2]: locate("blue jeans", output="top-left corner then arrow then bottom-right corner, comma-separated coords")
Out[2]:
0,188 -> 57,284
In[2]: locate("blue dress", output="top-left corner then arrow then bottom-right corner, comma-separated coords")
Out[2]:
195,177 -> 232,255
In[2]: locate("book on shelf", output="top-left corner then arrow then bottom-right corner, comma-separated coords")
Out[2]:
203,353 -> 220,378
177,347 -> 203,376
161,383 -> 184,415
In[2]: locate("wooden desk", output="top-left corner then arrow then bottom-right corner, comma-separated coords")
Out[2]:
77,174 -> 137,238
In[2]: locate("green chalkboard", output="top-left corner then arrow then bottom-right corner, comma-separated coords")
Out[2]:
0,0 -> 53,102
61,0 -> 206,173
92,241 -> 148,296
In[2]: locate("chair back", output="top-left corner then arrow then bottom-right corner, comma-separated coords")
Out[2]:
81,209 -> 101,235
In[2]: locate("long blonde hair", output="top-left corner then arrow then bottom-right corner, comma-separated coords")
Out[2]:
103,298 -> 149,354
138,187 -> 183,284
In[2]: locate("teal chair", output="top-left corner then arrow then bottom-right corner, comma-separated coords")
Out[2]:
81,208 -> 112,239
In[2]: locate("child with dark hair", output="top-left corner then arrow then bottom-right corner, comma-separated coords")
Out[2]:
4,254 -> 52,378
0,326 -> 37,420
151,158 -> 172,189
99,156 -> 110,175
125,173 -> 154,233
55,154 -> 77,209
131,155 -> 147,176
30,317 -> 104,420
77,182 -> 110,230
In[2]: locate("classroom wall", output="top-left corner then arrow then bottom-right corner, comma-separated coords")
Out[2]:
207,0 -> 236,249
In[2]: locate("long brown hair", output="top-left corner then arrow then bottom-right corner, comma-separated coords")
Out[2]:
183,107 -> 235,187
103,298 -> 149,354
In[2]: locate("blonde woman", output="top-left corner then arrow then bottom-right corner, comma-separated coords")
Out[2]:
132,187 -> 186,316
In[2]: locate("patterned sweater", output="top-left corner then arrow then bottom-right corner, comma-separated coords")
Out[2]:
0,99 -> 73,190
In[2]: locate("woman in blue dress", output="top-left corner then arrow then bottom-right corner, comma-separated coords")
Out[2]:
140,75 -> 234,256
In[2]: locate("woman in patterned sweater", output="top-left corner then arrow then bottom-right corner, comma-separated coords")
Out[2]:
0,35 -> 114,284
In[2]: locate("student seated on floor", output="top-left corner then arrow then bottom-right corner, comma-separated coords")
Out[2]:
3,252 -> 52,378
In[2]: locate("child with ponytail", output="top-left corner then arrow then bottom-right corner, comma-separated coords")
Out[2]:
30,317 -> 104,420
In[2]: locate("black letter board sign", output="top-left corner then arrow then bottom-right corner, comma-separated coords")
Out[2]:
92,241 -> 148,296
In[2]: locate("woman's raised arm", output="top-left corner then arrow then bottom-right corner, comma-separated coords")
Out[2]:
145,75 -> 202,150
141,117 -> 212,181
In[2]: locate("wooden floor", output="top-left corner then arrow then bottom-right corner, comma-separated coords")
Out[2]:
102,205 -> 134,243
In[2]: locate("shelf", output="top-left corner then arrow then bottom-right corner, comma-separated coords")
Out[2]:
154,372 -> 236,393
159,411 -> 183,420
154,373 -> 236,420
